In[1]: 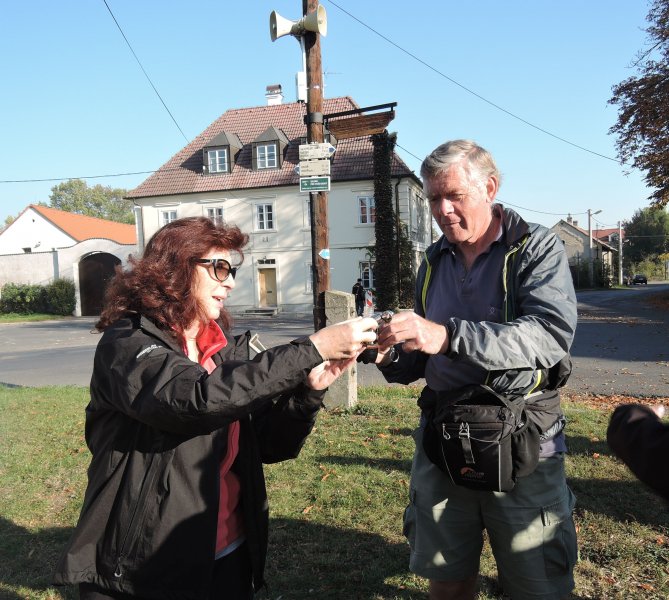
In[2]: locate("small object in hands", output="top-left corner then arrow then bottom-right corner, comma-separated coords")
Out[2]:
363,310 -> 395,349
378,310 -> 394,325
357,311 -> 397,364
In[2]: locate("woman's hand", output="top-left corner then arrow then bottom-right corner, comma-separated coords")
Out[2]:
309,317 -> 378,360
306,357 -> 358,390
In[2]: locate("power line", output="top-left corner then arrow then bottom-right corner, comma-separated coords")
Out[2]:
0,170 -> 158,184
102,0 -> 189,144
326,0 -> 622,164
500,199 -> 587,218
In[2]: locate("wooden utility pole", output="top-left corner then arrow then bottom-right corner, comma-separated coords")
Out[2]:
303,0 -> 329,331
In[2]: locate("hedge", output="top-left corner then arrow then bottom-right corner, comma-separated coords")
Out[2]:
0,279 -> 76,315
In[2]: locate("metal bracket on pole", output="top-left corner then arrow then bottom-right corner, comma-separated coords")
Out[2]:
304,112 -> 323,124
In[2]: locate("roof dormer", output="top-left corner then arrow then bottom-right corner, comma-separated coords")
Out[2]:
202,131 -> 242,175
251,126 -> 289,171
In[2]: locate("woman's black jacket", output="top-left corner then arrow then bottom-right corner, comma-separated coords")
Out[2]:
52,314 -> 326,599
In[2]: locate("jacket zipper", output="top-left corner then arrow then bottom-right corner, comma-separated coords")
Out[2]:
113,452 -> 158,579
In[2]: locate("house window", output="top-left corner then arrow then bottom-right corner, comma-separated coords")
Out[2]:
358,196 -> 376,224
207,149 -> 228,173
161,210 -> 177,226
256,203 -> 275,230
360,261 -> 375,289
257,143 -> 277,169
207,207 -> 224,225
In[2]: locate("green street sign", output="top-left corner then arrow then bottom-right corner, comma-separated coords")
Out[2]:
299,176 -> 330,193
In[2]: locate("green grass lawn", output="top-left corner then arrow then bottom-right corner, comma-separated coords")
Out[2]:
0,313 -> 68,324
1,385 -> 668,599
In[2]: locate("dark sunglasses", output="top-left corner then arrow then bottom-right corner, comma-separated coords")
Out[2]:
193,258 -> 239,282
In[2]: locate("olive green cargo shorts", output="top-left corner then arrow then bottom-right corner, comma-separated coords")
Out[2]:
403,427 -> 577,600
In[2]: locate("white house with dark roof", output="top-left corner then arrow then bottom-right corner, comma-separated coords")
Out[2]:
127,89 -> 429,315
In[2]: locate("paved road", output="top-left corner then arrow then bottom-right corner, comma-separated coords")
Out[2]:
1,284 -> 668,397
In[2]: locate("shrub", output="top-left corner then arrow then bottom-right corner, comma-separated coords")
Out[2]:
0,279 -> 75,315
45,279 -> 75,315
0,283 -> 47,314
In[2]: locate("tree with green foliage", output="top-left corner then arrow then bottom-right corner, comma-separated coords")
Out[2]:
49,179 -> 134,223
624,207 -> 669,265
371,131 -> 398,311
609,0 -> 669,208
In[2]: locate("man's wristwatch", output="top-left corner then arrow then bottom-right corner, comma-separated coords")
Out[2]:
382,345 -> 400,366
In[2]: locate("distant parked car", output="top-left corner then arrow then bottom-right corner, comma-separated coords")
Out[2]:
632,274 -> 648,285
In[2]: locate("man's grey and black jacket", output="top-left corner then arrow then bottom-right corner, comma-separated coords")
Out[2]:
381,206 -> 577,436
53,314 -> 325,599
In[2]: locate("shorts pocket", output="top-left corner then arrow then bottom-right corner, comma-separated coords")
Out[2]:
542,487 -> 577,577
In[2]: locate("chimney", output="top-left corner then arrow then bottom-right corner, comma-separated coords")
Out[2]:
265,84 -> 283,106
566,214 -> 573,224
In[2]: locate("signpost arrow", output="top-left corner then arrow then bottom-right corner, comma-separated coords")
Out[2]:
298,143 -> 336,160
296,159 -> 330,177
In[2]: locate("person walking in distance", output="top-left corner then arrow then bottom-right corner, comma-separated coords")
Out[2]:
352,278 -> 366,316
371,140 -> 578,600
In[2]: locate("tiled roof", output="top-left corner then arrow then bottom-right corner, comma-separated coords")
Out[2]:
30,205 -> 136,244
127,96 -> 418,199
593,227 -> 624,240
557,219 -> 617,251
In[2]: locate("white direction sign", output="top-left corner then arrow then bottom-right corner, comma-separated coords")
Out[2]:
296,159 -> 330,177
298,143 -> 336,160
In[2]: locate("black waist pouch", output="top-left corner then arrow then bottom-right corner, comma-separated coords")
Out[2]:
421,385 -> 540,492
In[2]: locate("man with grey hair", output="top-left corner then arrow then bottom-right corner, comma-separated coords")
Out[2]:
373,140 -> 578,599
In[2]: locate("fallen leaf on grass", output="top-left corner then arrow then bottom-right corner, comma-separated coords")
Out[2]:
592,453 -> 600,459
302,505 -> 313,514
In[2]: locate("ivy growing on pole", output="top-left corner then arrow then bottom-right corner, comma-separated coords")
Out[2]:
371,131 -> 398,310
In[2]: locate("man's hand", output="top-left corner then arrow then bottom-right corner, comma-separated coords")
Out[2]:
376,311 -> 449,356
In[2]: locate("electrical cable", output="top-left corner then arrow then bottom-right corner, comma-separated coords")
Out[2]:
326,0 -> 622,164
102,0 -> 189,144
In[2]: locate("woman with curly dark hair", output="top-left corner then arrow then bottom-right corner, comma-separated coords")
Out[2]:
53,217 -> 377,599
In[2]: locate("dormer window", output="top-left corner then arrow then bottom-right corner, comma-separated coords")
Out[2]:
202,131 -> 242,175
252,127 -> 288,171
207,148 -> 229,173
257,143 -> 277,169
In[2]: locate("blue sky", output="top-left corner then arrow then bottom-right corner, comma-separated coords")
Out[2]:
0,1 -> 656,231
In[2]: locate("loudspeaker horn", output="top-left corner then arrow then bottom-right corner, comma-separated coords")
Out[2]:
269,10 -> 297,42
269,5 -> 327,42
300,5 -> 327,37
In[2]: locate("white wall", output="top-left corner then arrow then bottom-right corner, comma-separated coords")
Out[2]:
0,252 -> 56,286
0,207 -> 74,255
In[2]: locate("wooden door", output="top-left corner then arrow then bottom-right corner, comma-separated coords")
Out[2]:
258,268 -> 277,306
